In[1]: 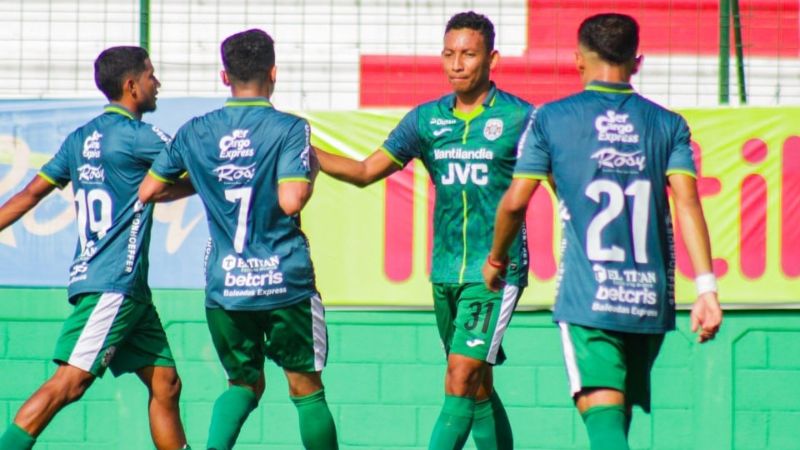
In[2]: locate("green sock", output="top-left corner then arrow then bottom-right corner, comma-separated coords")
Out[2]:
429,395 -> 476,450
0,424 -> 35,450
291,389 -> 338,450
207,386 -> 258,450
581,405 -> 630,450
471,391 -> 513,450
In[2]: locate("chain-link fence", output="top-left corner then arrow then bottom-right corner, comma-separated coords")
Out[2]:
0,0 -> 797,108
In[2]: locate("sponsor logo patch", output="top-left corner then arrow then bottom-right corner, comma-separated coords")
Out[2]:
77,164 -> 105,183
219,129 -> 254,159
591,147 -> 646,171
595,110 -> 639,144
466,338 -> 485,348
82,131 -> 102,159
213,163 -> 256,182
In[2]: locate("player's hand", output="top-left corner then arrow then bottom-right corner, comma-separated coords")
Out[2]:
482,256 -> 507,292
690,291 -> 722,343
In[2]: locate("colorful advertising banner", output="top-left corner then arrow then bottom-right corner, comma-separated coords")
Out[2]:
0,100 -> 798,306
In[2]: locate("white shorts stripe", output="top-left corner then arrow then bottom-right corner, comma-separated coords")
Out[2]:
486,285 -> 519,364
68,292 -> 125,372
559,321 -> 583,396
310,294 -> 327,371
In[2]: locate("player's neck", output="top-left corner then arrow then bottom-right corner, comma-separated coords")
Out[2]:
582,64 -> 633,85
230,82 -> 273,99
112,99 -> 142,120
454,84 -> 490,114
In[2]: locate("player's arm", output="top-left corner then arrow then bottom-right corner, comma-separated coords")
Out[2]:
669,173 -> 722,343
138,171 -> 174,204
278,180 -> 313,216
314,146 -> 400,188
0,175 -> 56,231
483,177 -> 541,291
139,172 -> 195,203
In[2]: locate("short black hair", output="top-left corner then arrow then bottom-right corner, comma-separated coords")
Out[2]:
445,11 -> 495,53
94,46 -> 150,101
221,29 -> 275,84
578,13 -> 639,65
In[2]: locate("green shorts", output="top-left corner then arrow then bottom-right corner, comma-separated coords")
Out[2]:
53,292 -> 175,378
206,294 -> 328,385
558,322 -> 664,412
433,283 -> 521,365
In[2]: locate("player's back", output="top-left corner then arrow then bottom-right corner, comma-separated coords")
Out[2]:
534,81 -> 695,333
172,98 -> 315,310
40,105 -> 168,303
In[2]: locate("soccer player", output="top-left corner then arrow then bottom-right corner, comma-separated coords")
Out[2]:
138,29 -> 337,450
314,11 -> 531,450
0,47 -> 191,450
483,13 -> 723,450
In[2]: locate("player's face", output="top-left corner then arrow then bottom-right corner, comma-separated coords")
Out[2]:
133,59 -> 160,113
441,29 -> 497,97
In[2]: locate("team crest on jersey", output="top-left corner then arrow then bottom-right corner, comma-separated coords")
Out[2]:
82,131 -> 102,159
483,118 -> 503,141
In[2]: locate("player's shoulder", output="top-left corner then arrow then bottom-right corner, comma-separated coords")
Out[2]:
631,94 -> 688,128
492,87 -> 533,110
135,120 -> 172,145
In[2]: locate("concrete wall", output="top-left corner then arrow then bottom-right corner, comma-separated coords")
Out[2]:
0,288 -> 797,449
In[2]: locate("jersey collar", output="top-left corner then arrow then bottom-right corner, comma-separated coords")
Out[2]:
104,103 -> 136,120
585,80 -> 635,94
446,81 -> 499,110
225,97 -> 273,107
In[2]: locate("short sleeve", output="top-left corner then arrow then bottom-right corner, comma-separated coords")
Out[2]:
277,118 -> 312,183
149,126 -> 188,184
665,116 -> 697,178
39,137 -> 73,188
513,108 -> 551,180
380,108 -> 422,168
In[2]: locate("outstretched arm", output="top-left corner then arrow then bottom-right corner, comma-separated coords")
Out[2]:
314,146 -> 400,188
483,178 -> 541,291
669,173 -> 722,343
0,175 -> 56,231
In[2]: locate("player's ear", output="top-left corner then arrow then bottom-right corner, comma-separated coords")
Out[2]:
125,77 -> 137,99
269,66 -> 277,85
488,49 -> 500,71
631,54 -> 643,75
220,70 -> 231,87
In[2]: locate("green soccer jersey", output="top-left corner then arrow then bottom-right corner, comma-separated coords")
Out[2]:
382,83 -> 532,286
150,97 -> 317,311
39,104 -> 170,303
